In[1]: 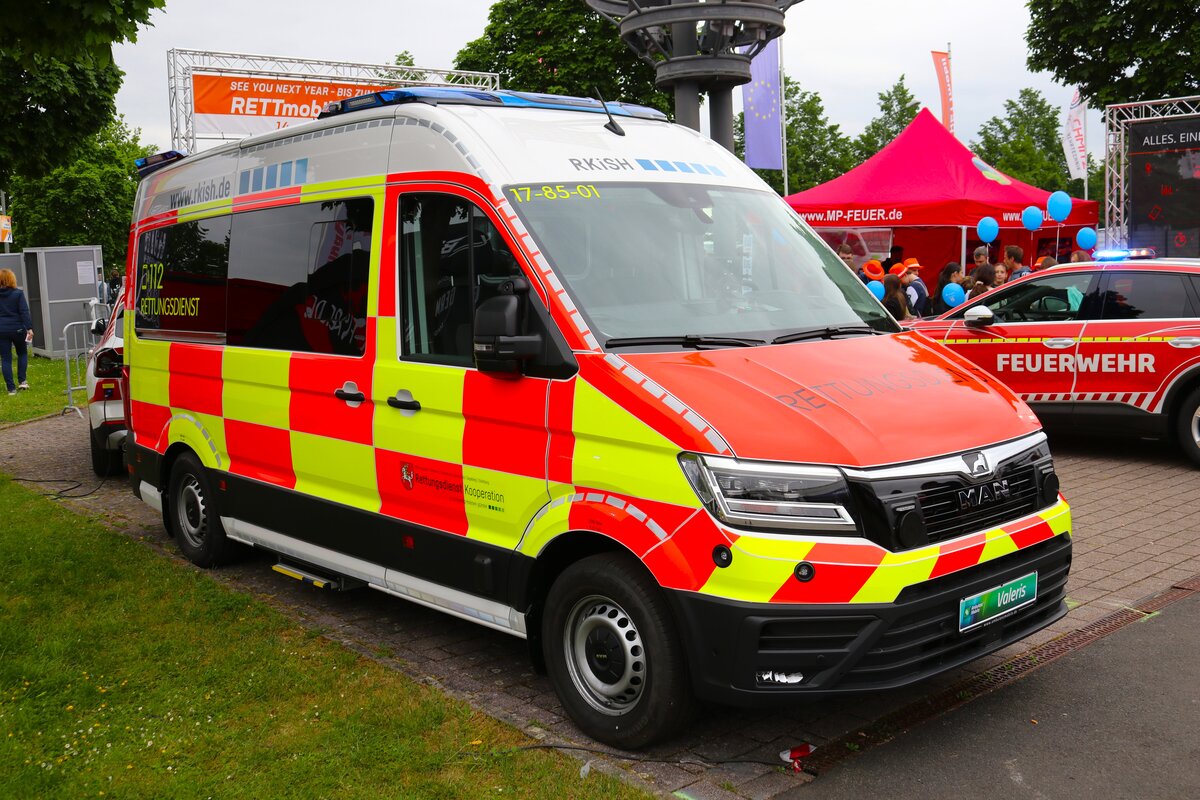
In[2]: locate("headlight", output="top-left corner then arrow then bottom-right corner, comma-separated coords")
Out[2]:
679,453 -> 857,534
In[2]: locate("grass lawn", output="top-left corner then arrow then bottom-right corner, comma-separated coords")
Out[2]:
0,355 -> 71,424
0,478 -> 651,799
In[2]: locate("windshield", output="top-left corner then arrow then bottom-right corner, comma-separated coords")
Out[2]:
506,182 -> 899,346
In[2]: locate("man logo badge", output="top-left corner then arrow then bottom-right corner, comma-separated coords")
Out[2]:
962,451 -> 990,477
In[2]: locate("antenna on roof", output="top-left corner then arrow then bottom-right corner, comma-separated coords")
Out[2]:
592,87 -> 626,136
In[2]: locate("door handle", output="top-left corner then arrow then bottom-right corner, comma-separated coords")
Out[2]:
335,388 -> 366,403
387,397 -> 422,411
1042,338 -> 1076,349
1169,337 -> 1200,349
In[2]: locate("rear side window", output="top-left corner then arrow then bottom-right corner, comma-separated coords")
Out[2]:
227,198 -> 373,355
1101,272 -> 1194,320
135,217 -> 230,335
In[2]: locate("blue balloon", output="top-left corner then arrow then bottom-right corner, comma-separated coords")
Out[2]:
867,280 -> 885,300
976,216 -> 999,243
1075,226 -> 1097,250
1021,205 -> 1044,232
1047,190 -> 1072,223
942,282 -> 966,308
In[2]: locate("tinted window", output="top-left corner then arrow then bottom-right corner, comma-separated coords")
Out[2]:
954,272 -> 1097,322
1101,272 -> 1195,320
135,217 -> 230,334
227,198 -> 372,355
400,194 -> 523,365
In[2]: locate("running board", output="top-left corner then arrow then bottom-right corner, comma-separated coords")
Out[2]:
272,561 -> 364,591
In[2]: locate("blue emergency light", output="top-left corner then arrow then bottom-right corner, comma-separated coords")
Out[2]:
134,150 -> 187,179
1092,248 -> 1156,261
318,87 -> 668,122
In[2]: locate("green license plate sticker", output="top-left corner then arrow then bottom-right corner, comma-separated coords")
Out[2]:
958,572 -> 1038,632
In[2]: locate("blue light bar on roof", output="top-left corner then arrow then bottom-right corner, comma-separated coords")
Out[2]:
1093,247 -> 1156,261
134,149 -> 187,179
317,86 -> 668,121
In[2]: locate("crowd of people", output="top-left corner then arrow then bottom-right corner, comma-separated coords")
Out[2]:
839,241 -> 1093,321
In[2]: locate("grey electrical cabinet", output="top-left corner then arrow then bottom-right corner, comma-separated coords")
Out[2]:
19,245 -> 105,357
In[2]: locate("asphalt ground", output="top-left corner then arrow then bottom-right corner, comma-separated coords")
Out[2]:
2,413 -> 1198,799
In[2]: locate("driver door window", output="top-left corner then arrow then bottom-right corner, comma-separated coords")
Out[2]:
978,272 -> 1099,323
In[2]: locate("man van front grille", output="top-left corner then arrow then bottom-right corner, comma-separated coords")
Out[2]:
917,464 -> 1042,544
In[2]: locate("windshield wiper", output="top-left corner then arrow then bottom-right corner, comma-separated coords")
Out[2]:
771,326 -> 883,345
604,334 -> 766,349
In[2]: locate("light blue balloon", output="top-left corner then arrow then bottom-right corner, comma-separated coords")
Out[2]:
1021,205 -> 1044,232
976,216 -> 999,243
868,280 -> 885,300
942,282 -> 966,308
1075,226 -> 1097,250
1047,191 -> 1072,223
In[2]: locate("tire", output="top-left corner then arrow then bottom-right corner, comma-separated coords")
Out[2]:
89,429 -> 122,477
1175,386 -> 1200,467
167,452 -> 234,568
542,552 -> 692,749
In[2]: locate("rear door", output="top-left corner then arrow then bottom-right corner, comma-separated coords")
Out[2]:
1072,269 -> 1200,414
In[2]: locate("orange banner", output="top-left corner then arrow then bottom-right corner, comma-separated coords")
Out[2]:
931,50 -> 954,134
191,73 -> 395,137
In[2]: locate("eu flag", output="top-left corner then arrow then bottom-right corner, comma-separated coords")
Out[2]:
742,38 -> 782,170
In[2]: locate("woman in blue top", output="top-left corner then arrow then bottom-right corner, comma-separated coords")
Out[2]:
0,268 -> 34,395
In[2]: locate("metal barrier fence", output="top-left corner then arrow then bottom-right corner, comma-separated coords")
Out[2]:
62,320 -> 99,418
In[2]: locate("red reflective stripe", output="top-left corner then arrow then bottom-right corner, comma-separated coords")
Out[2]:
462,372 -> 548,479
130,399 -> 173,453
225,419 -> 296,488
642,511 -> 732,591
769,542 -> 883,603
1008,518 -> 1056,551
288,352 -> 375,445
928,541 -> 986,580
169,343 -> 223,417
231,186 -> 302,213
547,378 -> 575,484
376,188 -> 399,317
376,449 -> 468,535
567,495 -> 661,558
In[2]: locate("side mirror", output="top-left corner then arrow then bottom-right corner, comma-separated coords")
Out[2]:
91,317 -> 108,336
964,305 -> 995,328
473,295 -> 542,374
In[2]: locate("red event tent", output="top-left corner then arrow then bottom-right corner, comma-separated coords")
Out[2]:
785,108 -> 1098,284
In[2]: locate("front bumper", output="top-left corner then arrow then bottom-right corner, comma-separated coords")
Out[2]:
667,532 -> 1071,705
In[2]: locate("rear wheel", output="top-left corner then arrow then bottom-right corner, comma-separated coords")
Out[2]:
542,552 -> 692,749
167,452 -> 234,567
1175,386 -> 1200,467
89,429 -> 122,476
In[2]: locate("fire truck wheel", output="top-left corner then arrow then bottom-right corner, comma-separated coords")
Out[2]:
168,452 -> 233,568
1176,386 -> 1200,467
543,552 -> 692,749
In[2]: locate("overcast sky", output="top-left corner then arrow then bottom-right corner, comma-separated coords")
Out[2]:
113,0 -> 1106,157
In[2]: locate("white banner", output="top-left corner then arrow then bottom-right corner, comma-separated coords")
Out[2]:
1061,89 -> 1088,181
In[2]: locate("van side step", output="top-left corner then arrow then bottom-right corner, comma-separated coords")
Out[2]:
272,561 -> 364,591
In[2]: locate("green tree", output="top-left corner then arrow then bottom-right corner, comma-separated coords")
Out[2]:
852,75 -> 919,164
454,0 -> 669,113
9,119 -> 154,269
4,0 -> 163,64
735,77 -> 854,195
1027,0 -> 1199,105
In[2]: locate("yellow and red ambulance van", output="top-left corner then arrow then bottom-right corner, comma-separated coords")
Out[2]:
124,88 -> 1071,747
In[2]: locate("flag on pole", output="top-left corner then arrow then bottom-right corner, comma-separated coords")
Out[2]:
930,50 -> 954,133
1061,89 -> 1088,181
742,39 -> 783,170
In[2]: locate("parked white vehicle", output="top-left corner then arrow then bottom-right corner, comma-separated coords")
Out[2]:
86,307 -> 125,475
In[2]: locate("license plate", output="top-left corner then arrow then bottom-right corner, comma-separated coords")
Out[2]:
958,572 -> 1038,632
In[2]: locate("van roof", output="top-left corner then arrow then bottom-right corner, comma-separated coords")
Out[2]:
316,86 -> 670,122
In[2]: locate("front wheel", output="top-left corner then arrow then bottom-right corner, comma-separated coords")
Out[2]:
542,553 -> 692,749
167,452 -> 234,567
1175,386 -> 1200,467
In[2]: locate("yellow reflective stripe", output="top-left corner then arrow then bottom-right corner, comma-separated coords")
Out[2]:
516,484 -> 574,557
697,548 -> 801,602
851,545 -> 940,603
222,348 -> 291,429
129,338 -> 171,406
463,465 -> 545,549
290,431 -> 380,512
1039,498 -> 1072,535
371,361 -> 465,463
176,201 -> 233,221
300,176 -> 386,196
979,529 -> 1020,561
571,379 -> 699,508
374,317 -> 398,362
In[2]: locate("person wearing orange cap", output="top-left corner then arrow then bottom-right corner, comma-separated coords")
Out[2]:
901,260 -> 930,316
862,259 -> 885,284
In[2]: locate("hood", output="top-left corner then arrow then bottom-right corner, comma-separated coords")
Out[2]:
618,332 -> 1040,467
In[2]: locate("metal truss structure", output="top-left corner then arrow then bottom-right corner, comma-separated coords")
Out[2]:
168,49 -> 500,152
1104,95 -> 1200,247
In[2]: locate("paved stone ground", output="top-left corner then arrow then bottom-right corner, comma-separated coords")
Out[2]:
2,414 -> 1198,799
